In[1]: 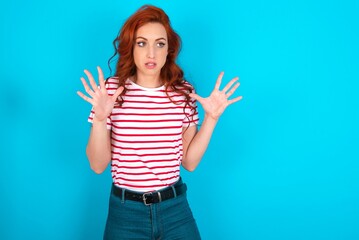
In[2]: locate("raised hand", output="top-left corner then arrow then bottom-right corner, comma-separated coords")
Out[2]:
77,66 -> 124,121
189,72 -> 242,120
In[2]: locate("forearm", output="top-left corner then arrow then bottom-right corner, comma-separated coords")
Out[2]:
182,115 -> 218,171
86,118 -> 112,174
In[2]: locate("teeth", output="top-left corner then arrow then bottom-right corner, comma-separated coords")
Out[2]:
146,63 -> 155,66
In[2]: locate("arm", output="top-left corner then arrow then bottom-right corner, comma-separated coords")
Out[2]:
182,116 -> 217,171
77,66 -> 123,174
181,72 -> 243,171
86,120 -> 112,174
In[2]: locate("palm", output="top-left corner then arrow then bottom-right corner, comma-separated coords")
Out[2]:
77,66 -> 124,121
91,90 -> 117,121
198,89 -> 230,119
190,72 -> 242,120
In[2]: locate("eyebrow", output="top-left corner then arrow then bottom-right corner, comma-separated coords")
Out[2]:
136,36 -> 167,41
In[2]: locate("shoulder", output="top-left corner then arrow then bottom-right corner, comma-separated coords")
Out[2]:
105,76 -> 120,86
181,79 -> 194,88
103,77 -> 121,94
173,79 -> 196,94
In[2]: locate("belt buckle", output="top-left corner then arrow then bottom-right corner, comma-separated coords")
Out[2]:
142,191 -> 162,205
142,192 -> 153,206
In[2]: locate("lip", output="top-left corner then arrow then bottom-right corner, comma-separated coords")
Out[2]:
145,62 -> 157,69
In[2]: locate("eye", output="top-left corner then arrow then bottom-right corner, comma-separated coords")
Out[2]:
157,42 -> 166,48
136,41 -> 146,47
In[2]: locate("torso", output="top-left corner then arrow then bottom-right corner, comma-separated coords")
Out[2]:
107,78 -> 198,192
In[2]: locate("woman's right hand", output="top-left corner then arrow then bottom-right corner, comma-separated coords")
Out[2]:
77,66 -> 124,121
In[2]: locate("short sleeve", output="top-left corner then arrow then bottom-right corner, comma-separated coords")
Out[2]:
87,77 -> 120,130
183,89 -> 199,127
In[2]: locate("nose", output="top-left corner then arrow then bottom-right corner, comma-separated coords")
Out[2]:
147,45 -> 155,59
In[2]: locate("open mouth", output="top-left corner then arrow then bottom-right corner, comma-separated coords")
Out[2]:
145,62 -> 157,69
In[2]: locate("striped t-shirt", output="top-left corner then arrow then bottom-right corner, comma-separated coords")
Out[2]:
88,77 -> 199,192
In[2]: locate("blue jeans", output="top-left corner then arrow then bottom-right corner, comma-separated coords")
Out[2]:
103,182 -> 201,240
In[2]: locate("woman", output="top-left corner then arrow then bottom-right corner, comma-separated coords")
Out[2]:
77,5 -> 242,240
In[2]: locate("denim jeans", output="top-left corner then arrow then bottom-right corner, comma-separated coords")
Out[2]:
103,182 -> 201,240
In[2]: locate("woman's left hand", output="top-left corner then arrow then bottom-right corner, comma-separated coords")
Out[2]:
189,72 -> 243,120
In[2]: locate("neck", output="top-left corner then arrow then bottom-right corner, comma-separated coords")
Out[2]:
133,72 -> 163,88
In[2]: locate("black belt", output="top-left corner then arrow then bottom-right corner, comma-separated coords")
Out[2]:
112,180 -> 187,205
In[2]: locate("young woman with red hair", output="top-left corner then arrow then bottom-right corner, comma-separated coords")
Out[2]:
77,5 -> 242,240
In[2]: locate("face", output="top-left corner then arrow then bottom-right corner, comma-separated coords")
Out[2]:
133,22 -> 168,79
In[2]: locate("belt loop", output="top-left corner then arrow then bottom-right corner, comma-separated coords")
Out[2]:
157,191 -> 162,202
121,188 -> 125,203
171,185 -> 177,198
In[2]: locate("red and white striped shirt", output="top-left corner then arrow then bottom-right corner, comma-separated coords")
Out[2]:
88,78 -> 199,192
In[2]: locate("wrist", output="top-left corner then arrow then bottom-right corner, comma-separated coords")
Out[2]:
92,116 -> 108,126
203,114 -> 219,125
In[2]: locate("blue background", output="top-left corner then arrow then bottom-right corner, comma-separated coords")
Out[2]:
1,0 -> 358,239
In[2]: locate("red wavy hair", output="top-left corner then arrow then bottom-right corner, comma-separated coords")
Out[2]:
108,5 -> 195,113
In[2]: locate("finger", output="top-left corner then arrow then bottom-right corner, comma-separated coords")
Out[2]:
222,77 -> 239,93
214,72 -> 224,90
84,69 -> 99,92
225,82 -> 240,98
189,93 -> 204,104
77,91 -> 95,105
97,66 -> 106,91
80,77 -> 95,98
111,86 -> 124,102
228,96 -> 243,105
